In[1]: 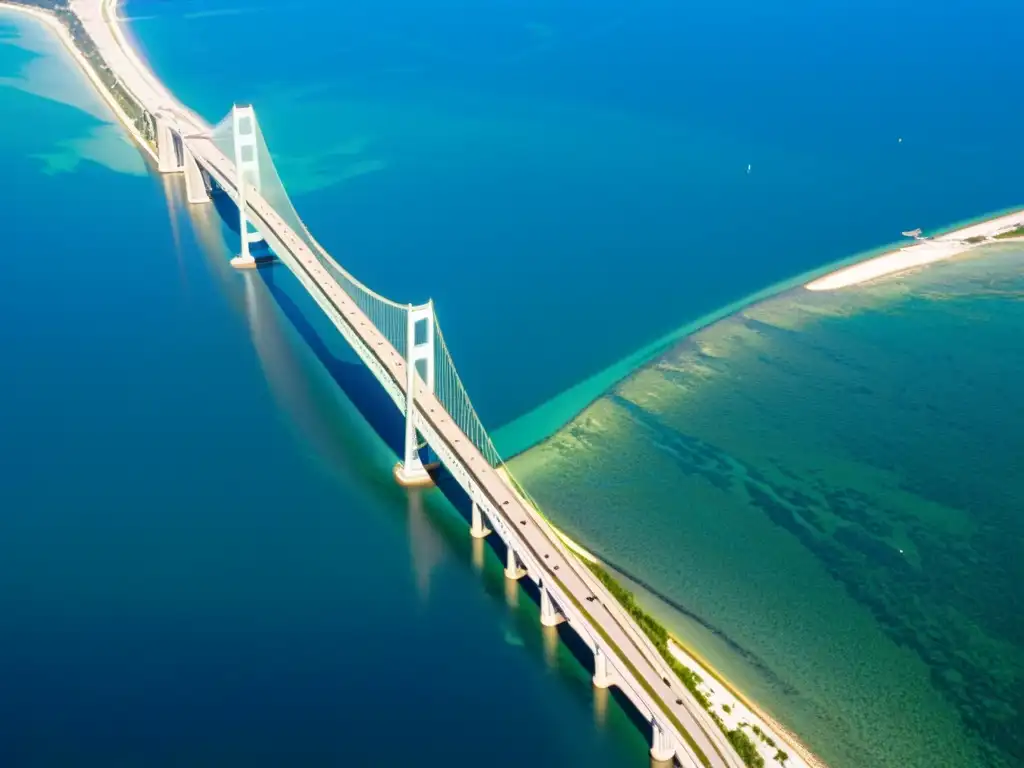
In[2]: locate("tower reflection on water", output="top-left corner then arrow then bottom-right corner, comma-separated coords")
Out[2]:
406,487 -> 445,604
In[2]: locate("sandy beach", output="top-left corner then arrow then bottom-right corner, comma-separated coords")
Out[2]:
805,210 -> 1024,291
667,639 -> 826,768
497,466 -> 823,768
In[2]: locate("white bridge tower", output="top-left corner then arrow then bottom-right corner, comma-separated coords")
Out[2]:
230,103 -> 266,269
394,301 -> 436,487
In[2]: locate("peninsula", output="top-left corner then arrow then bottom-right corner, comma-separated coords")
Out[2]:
805,211 -> 1024,291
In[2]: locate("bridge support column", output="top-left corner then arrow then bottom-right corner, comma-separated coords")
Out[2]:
540,584 -> 565,627
156,114 -> 182,174
650,720 -> 676,764
593,645 -> 614,689
504,546 -> 525,580
182,145 -> 210,204
229,103 -> 266,269
395,302 -> 436,487
470,501 -> 491,538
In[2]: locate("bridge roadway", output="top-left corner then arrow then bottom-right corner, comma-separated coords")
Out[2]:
73,1 -> 745,765
197,142 -> 740,768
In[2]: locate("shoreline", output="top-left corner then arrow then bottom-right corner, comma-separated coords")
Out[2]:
490,246 -> 890,459
494,204 -> 1023,461
498,466 -> 824,767
804,208 -> 1024,290
0,0 -> 156,162
666,638 -> 828,768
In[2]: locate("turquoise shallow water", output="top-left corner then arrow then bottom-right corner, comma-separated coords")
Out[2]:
512,244 -> 1024,767
0,13 -> 649,765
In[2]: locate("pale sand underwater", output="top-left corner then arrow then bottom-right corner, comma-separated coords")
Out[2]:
511,242 -> 1024,768
0,7 -> 146,175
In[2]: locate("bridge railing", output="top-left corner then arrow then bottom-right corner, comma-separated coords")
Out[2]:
432,315 -> 503,467
211,113 -> 410,359
212,108 -> 509,468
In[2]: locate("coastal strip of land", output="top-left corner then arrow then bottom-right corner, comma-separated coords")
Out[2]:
0,0 -> 156,159
499,467 -> 821,768
805,210 -> 1024,290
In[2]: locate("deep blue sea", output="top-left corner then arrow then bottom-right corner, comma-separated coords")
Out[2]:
2,0 -> 1023,765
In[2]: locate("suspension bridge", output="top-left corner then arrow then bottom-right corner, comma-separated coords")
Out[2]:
68,0 -> 750,765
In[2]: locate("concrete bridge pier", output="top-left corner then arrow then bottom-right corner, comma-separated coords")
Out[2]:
182,145 -> 210,204
470,501 -> 491,538
593,645 -> 614,689
540,584 -> 566,627
650,719 -> 676,765
504,546 -> 526,580
155,114 -> 182,174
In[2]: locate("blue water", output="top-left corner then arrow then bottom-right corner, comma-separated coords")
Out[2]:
124,0 -> 1023,434
0,14 -> 647,765
116,1 -> 1024,765
4,0 -> 1023,764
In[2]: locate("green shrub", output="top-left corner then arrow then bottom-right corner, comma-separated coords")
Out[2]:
727,728 -> 765,768
994,225 -> 1024,240
586,562 -> 769,767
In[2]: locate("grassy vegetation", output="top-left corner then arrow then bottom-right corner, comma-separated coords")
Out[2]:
994,225 -> 1024,240
750,722 -> 777,748
500,473 -> 723,764
585,561 -> 767,768
964,235 -> 988,244
727,728 -> 764,768
506,466 -> 766,767
557,585 -> 716,767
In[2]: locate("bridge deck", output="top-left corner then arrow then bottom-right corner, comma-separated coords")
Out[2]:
68,2 -> 745,765
207,155 -> 741,768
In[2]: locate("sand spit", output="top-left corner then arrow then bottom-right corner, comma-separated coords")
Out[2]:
806,210 -> 1024,291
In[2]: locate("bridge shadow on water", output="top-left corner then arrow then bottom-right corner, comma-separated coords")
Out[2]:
211,187 -> 456,475
210,188 -> 404,458
431,474 -> 653,743
258,265 -> 407,459
211,186 -> 240,236
211,187 -> 275,260
205,188 -> 654,749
